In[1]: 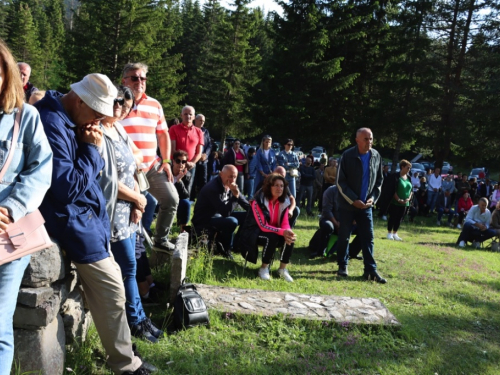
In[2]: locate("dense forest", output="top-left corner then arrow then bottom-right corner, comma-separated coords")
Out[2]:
1,0 -> 499,168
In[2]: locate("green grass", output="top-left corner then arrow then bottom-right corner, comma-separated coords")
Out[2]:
64,213 -> 500,374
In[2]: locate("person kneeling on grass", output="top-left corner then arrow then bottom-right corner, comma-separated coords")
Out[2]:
456,198 -> 496,248
239,174 -> 297,282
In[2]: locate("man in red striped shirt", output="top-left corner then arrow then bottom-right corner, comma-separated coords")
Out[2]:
121,63 -> 179,251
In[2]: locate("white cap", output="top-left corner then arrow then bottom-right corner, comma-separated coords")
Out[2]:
70,73 -> 117,117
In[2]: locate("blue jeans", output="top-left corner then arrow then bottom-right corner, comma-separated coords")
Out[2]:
336,207 -> 377,272
286,175 -> 296,198
210,211 -> 247,250
437,208 -> 456,223
427,190 -> 439,212
110,233 -> 146,326
245,178 -> 255,199
177,199 -> 192,226
186,165 -> 196,196
298,184 -> 313,214
237,172 -> 244,194
0,255 -> 31,374
141,191 -> 158,234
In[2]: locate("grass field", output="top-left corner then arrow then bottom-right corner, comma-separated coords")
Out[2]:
64,212 -> 500,375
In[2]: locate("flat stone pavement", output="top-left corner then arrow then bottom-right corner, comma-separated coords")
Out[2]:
196,284 -> 400,326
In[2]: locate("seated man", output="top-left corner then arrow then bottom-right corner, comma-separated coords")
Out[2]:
457,198 -> 496,248
436,190 -> 455,227
254,166 -> 300,228
191,165 -> 250,257
309,185 -> 361,260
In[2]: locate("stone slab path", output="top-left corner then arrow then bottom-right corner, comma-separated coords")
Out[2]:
196,284 -> 400,326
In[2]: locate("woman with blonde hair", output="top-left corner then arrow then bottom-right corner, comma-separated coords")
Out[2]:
0,39 -> 53,374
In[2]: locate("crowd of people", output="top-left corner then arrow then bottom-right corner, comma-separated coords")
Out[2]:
1,37 -> 499,375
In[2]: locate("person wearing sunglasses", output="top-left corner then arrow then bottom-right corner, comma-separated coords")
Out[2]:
98,86 -> 164,344
277,138 -> 299,198
171,150 -> 192,232
121,62 -> 179,252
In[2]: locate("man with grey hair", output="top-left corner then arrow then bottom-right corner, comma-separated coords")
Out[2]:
35,74 -> 155,374
121,62 -> 179,251
336,127 -> 386,283
191,113 -> 211,200
169,105 -> 204,195
18,62 -> 38,102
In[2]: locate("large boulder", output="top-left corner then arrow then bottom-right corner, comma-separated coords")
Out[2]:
21,243 -> 69,287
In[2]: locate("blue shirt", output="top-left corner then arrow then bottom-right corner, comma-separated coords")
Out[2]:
359,151 -> 371,202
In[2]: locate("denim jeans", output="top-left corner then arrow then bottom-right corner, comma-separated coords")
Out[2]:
210,211 -> 247,250
336,207 -> 377,272
0,255 -> 31,375
177,199 -> 192,226
141,191 -> 158,234
427,190 -> 439,212
245,178 -> 255,199
286,175 -> 296,198
437,208 -> 456,223
298,185 -> 313,214
236,172 -> 244,194
186,164 -> 196,197
110,233 -> 147,326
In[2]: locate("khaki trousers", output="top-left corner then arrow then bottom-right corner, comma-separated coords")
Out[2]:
75,256 -> 142,374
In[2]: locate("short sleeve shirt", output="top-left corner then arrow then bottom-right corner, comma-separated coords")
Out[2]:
169,124 -> 204,161
119,94 -> 167,171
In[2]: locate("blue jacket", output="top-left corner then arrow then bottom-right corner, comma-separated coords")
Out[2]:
255,148 -> 276,186
35,91 -> 111,264
277,150 -> 299,175
0,105 -> 52,222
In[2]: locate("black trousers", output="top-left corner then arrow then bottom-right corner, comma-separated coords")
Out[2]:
387,204 -> 407,232
258,232 -> 293,264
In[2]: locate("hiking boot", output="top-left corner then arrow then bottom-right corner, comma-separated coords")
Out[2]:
143,318 -> 164,339
363,271 -> 387,284
153,238 -> 175,253
130,322 -> 158,344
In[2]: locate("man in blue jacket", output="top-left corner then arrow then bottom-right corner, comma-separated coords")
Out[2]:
336,128 -> 386,283
35,74 -> 153,375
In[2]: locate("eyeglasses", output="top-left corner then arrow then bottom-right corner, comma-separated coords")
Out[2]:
175,159 -> 187,164
114,98 -> 125,106
124,76 -> 148,82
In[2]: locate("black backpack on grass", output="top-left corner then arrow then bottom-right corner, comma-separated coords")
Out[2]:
173,279 -> 210,329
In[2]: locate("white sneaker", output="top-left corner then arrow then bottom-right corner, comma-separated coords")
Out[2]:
393,234 -> 403,241
457,224 -> 462,229
258,267 -> 271,280
277,268 -> 294,282
387,233 -> 394,240
382,215 -> 388,221
458,240 -> 465,248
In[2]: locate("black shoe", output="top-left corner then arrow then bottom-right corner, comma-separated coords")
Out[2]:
337,266 -> 348,277
143,318 -> 164,339
363,271 -> 387,284
153,239 -> 175,253
130,322 -> 158,344
130,344 -> 158,373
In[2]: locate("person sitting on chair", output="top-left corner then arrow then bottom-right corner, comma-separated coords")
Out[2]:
191,165 -> 249,257
239,174 -> 296,282
456,198 -> 496,248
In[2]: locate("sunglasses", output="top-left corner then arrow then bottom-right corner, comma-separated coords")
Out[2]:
175,159 -> 187,164
114,98 -> 125,106
125,76 -> 148,82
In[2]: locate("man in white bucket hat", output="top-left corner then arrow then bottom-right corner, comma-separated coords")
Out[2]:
35,74 -> 155,375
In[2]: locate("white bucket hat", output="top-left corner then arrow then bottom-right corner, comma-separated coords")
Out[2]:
70,73 -> 117,117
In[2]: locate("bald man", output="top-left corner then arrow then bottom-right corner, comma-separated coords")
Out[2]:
18,62 -> 38,102
336,128 -> 386,283
191,165 -> 250,257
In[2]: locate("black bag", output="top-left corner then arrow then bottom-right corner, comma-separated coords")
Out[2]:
173,280 -> 210,329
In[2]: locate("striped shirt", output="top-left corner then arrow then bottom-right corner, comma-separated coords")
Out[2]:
119,93 -> 167,170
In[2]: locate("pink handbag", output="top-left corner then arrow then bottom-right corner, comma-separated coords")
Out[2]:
0,109 -> 53,266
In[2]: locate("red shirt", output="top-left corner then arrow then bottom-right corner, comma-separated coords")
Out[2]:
169,123 -> 204,161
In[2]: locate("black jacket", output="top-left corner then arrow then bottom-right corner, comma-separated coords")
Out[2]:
191,175 -> 250,232
337,146 -> 383,211
238,190 -> 291,264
